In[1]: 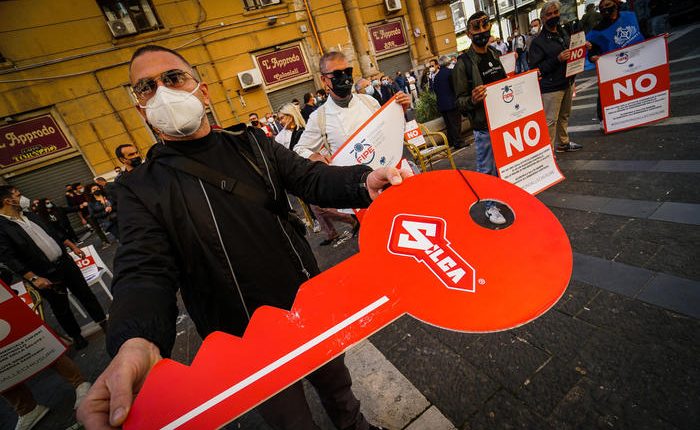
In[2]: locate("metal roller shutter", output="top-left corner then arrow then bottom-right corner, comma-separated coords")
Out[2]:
267,80 -> 318,113
5,156 -> 95,229
377,51 -> 413,76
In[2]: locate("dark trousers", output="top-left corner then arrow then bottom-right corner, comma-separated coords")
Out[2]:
256,355 -> 369,430
39,255 -> 106,338
441,109 -> 465,148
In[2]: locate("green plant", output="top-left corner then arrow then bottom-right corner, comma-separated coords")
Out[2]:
414,90 -> 440,123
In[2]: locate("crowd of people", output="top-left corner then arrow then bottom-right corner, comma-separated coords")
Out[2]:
1,1 -> 659,429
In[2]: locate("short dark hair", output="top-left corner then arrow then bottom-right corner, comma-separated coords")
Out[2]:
316,89 -> 326,96
95,177 -> 106,182
0,185 -> 17,208
249,112 -> 258,118
467,11 -> 488,27
129,45 -> 192,81
115,143 -> 136,159
303,92 -> 314,103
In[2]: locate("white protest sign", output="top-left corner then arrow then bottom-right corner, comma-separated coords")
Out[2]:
483,70 -> 565,194
597,35 -> 670,133
500,52 -> 516,77
566,31 -> 587,77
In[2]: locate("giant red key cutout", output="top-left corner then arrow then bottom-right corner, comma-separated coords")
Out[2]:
125,170 -> 572,429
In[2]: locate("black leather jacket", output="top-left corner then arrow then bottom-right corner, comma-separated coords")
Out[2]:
107,126 -> 373,357
528,26 -> 574,93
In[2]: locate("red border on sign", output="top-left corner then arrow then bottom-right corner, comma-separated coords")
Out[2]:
594,34 -> 670,134
482,69 -> 565,195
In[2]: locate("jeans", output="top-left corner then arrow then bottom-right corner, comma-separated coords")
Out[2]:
516,51 -> 529,74
473,129 -> 497,209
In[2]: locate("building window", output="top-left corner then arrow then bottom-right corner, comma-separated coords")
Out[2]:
98,0 -> 162,38
243,0 -> 282,11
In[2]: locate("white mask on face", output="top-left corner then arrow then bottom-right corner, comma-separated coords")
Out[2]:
142,84 -> 205,137
364,85 -> 375,96
19,195 -> 31,211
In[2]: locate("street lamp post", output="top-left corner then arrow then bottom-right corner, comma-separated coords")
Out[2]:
493,0 -> 503,39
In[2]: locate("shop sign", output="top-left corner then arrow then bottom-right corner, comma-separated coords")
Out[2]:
255,45 -> 309,86
0,115 -> 72,169
369,21 -> 407,54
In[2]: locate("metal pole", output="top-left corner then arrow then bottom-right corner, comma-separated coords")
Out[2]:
514,0 -> 519,32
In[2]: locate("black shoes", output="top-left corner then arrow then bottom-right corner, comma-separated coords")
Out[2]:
72,335 -> 88,350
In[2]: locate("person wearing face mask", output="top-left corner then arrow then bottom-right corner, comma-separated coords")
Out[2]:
406,71 -> 419,105
0,186 -> 108,352
88,184 -> 119,241
586,0 -> 645,126
294,51 -> 411,162
512,28 -> 529,73
427,59 -> 439,92
68,182 -> 112,248
371,78 -> 387,104
355,77 -> 382,105
249,112 -> 273,137
77,45 -> 410,430
36,197 -> 80,243
452,10 -> 508,225
528,0 -> 584,153
380,75 -> 397,102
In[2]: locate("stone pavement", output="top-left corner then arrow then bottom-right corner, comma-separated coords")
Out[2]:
2,23 -> 700,430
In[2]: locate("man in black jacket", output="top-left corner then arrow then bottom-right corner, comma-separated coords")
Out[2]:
0,186 -> 107,349
528,0 -> 583,153
77,45 -> 407,430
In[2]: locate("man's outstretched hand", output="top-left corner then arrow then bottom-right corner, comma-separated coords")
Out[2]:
77,338 -> 162,429
366,166 -> 414,200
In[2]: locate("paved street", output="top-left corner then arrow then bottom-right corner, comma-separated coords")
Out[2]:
2,23 -> 699,430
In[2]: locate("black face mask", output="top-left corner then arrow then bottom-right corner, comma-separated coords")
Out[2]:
600,5 -> 616,16
472,30 -> 491,48
251,120 -> 259,127
129,156 -> 142,168
546,16 -> 561,28
93,191 -> 103,197
330,72 -> 353,98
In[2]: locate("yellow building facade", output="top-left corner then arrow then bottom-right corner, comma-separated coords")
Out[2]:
0,0 -> 456,200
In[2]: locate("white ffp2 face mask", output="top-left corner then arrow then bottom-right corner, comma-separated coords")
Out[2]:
142,84 -> 205,137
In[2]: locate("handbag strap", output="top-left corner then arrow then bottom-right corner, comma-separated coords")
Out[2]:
156,155 -> 288,217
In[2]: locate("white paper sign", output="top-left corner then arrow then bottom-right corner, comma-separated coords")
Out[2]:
331,95 -> 406,169
500,52 -> 516,76
566,31 -> 587,77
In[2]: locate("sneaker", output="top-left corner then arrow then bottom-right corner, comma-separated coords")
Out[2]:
485,206 -> 506,225
332,230 -> 352,248
351,220 -> 360,238
556,142 -> 583,153
74,382 -> 92,410
14,404 -> 49,430
312,220 -> 321,233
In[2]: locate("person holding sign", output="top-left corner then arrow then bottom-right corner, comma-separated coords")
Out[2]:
77,45 -> 406,430
452,11 -> 508,225
528,1 -> 583,153
0,186 -> 107,351
587,0 -> 645,125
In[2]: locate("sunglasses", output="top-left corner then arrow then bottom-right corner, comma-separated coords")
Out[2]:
322,67 -> 353,79
133,69 -> 196,100
469,18 -> 491,32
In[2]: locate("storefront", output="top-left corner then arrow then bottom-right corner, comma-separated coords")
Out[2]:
255,44 -> 318,113
1,111 -> 94,205
369,19 -> 414,76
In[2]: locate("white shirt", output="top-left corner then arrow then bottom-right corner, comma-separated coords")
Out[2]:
293,93 -> 380,158
1,213 -> 63,262
274,128 -> 293,149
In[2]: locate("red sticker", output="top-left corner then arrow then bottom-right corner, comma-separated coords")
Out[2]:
124,170 -> 572,430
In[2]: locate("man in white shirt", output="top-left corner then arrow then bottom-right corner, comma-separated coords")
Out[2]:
0,185 -> 107,350
294,51 -> 410,162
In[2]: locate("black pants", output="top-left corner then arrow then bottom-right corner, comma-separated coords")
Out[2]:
256,355 -> 369,430
441,109 -> 465,148
39,255 -> 106,338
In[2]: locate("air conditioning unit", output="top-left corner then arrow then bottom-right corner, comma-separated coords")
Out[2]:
260,0 -> 281,6
237,69 -> 263,89
107,18 -> 138,37
385,0 -> 402,12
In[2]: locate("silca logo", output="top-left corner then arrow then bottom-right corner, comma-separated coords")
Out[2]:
616,52 -> 629,64
387,214 -> 476,293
